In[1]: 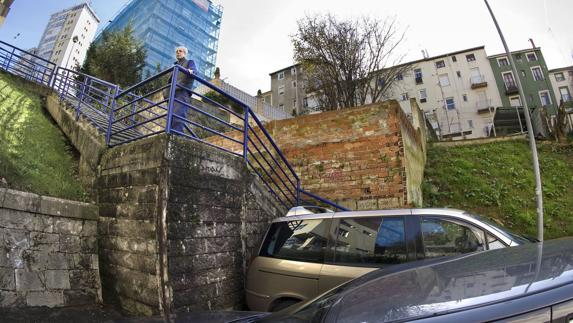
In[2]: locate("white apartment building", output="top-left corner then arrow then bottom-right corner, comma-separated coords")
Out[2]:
37,3 -> 99,70
387,46 -> 503,140
548,66 -> 573,105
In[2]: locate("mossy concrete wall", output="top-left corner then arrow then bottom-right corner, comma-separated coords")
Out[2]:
44,94 -> 106,198
97,134 -> 282,316
0,188 -> 101,308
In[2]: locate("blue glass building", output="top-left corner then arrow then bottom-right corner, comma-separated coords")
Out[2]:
100,0 -> 222,80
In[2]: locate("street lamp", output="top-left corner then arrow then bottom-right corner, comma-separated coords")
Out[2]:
65,35 -> 79,69
484,0 -> 544,242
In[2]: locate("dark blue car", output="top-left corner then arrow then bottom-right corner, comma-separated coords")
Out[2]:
117,237 -> 573,322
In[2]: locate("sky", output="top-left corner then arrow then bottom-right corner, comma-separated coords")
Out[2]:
1,0 -> 572,95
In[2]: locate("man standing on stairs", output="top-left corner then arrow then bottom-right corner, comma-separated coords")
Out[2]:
166,46 -> 197,133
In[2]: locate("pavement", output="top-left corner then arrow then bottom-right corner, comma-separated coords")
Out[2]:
0,305 -> 128,323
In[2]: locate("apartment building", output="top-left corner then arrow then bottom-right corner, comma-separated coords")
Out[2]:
36,3 -> 100,69
0,0 -> 14,27
387,46 -> 502,139
548,66 -> 573,106
258,90 -> 273,108
100,0 -> 222,80
269,64 -> 318,116
488,48 -> 557,115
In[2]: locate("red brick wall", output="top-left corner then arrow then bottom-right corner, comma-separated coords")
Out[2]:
208,100 -> 424,210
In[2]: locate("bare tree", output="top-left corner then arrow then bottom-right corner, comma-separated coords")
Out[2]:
292,14 -> 411,110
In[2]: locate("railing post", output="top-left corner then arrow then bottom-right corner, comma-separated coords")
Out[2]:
76,77 -> 88,121
61,69 -> 70,100
48,65 -> 56,88
296,180 -> 301,206
243,104 -> 250,161
106,84 -> 120,146
165,66 -> 179,134
130,100 -> 137,125
5,48 -> 15,71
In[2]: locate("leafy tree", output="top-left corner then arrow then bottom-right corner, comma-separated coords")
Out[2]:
292,14 -> 411,110
79,23 -> 146,88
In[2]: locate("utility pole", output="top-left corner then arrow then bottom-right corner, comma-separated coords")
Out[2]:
484,0 -> 544,241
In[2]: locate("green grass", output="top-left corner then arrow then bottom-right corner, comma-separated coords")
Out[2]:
423,140 -> 573,239
0,72 -> 87,201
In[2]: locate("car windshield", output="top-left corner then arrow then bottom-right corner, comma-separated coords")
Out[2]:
466,212 -> 537,243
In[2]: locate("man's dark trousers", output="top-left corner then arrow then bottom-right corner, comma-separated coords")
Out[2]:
172,90 -> 190,133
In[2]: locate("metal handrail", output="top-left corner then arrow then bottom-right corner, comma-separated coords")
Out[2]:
0,41 -> 348,212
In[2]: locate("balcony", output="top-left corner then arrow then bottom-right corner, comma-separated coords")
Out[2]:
505,83 -> 519,95
470,75 -> 487,89
415,76 -> 423,85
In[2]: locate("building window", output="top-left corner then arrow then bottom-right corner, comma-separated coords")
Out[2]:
439,74 -> 450,87
435,60 -> 445,68
497,57 -> 510,66
466,54 -> 476,62
463,94 -> 468,102
395,73 -> 403,81
531,66 -> 544,81
279,103 -> 284,109
400,93 -> 409,101
278,72 -> 285,80
539,91 -> 551,106
292,81 -> 297,88
559,87 -> 571,102
526,52 -> 538,62
452,56 -> 457,62
445,97 -> 455,110
278,85 -> 285,95
502,72 -> 516,89
293,99 -> 297,108
414,68 -> 423,84
456,71 -> 461,78
419,89 -> 427,103
554,72 -> 565,82
468,120 -> 474,129
291,67 -> 297,75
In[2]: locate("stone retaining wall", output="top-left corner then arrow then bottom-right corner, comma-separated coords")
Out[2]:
0,188 -> 101,308
97,134 -> 283,316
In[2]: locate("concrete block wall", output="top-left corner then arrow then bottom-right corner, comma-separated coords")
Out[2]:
97,135 -> 167,316
0,188 -> 101,308
97,134 -> 283,316
166,137 -> 282,312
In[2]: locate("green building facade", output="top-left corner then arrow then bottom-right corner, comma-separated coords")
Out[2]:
488,48 -> 557,115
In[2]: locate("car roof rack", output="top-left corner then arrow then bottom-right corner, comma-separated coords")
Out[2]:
286,205 -> 335,217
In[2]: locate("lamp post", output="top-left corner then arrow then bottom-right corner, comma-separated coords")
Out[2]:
65,35 -> 79,69
484,0 -> 544,242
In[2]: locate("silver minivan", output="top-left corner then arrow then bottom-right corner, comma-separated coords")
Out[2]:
246,207 -> 533,312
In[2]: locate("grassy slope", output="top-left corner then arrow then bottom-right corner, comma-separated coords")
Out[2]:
423,140 -> 573,239
0,72 -> 86,200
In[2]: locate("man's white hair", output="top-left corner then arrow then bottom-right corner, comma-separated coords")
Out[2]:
175,46 -> 188,56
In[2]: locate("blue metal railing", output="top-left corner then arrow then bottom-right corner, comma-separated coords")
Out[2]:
0,40 -> 348,212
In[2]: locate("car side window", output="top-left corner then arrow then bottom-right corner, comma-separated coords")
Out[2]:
333,217 -> 407,267
421,217 -> 485,258
259,219 -> 330,263
486,233 -> 506,250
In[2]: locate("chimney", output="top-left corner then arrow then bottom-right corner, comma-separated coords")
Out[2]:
528,38 -> 536,49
